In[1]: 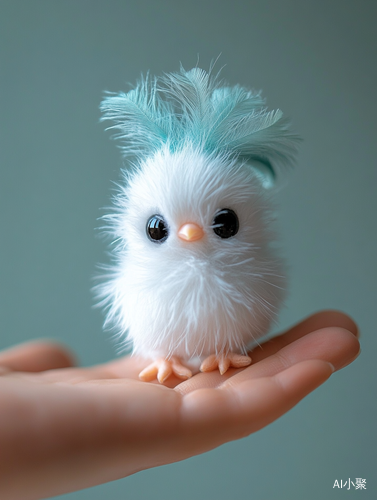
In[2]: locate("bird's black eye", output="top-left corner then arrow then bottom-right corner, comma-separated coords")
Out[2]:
146,214 -> 169,243
212,209 -> 239,239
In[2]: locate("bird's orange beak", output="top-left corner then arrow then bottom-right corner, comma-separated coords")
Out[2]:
178,222 -> 204,242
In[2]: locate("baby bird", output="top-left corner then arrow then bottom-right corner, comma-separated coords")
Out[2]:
98,65 -> 298,383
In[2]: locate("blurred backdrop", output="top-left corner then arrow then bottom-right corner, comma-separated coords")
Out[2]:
0,1 -> 376,499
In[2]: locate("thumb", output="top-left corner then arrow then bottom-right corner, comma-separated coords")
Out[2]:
0,340 -> 76,372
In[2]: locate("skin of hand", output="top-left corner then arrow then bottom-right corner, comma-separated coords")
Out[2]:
0,311 -> 359,500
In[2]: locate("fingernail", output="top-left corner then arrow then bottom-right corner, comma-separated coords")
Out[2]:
327,362 -> 336,373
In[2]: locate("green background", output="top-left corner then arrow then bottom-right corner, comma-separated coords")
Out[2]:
1,1 -> 376,498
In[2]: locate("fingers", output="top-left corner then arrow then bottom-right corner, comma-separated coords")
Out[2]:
284,309 -> 358,337
176,326 -> 360,394
250,310 -> 359,363
237,326 -> 359,382
180,360 -> 333,445
0,341 -> 76,373
231,359 -> 334,434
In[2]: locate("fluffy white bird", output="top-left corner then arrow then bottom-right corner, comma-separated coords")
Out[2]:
97,65 -> 298,383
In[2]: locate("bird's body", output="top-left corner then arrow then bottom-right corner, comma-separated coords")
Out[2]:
98,65 -> 297,382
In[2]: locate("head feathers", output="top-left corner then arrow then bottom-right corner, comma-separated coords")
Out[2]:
100,65 -> 299,186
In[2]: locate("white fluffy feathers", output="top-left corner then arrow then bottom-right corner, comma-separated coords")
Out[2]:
97,145 -> 285,360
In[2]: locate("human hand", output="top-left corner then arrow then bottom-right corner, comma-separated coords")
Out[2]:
0,310 -> 359,500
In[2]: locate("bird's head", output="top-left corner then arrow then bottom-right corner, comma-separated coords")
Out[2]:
120,144 -> 268,269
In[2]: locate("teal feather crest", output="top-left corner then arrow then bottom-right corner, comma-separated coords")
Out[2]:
101,66 -> 299,186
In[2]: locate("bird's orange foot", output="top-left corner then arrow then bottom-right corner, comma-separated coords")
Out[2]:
200,352 -> 252,375
139,356 -> 193,384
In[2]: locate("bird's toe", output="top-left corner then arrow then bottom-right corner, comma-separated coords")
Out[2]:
200,352 -> 252,374
139,362 -> 159,382
139,357 -> 193,383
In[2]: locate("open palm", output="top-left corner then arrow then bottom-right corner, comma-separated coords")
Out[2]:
0,310 -> 359,500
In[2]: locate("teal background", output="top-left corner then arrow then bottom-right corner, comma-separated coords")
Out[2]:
0,1 -> 376,499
